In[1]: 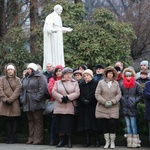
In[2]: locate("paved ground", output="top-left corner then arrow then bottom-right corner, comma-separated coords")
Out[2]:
0,144 -> 149,150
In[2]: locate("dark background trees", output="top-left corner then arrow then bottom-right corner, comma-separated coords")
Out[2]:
0,0 -> 149,76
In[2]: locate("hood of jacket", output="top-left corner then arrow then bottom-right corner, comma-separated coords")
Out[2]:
123,68 -> 136,78
103,66 -> 117,81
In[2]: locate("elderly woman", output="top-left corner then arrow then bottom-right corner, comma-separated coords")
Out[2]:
0,63 -> 21,144
20,63 -> 47,145
77,69 -> 99,147
48,65 -> 63,145
52,67 -> 80,148
95,66 -> 121,149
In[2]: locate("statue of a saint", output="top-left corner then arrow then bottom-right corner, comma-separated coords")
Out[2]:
43,4 -> 72,70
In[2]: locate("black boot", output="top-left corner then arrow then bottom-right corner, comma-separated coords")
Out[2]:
56,135 -> 64,148
95,132 -> 100,147
67,135 -> 72,148
83,131 -> 91,147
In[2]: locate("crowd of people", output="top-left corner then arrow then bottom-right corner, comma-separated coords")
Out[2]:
0,60 -> 150,149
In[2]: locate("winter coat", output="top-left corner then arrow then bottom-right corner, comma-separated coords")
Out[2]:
143,81 -> 150,120
95,66 -> 121,119
52,79 -> 80,115
136,77 -> 149,90
93,74 -> 104,82
20,70 -> 47,112
48,76 -> 61,101
0,64 -> 21,117
120,68 -> 143,117
77,79 -> 99,131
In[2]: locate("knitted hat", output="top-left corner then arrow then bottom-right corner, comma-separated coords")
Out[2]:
54,65 -> 63,71
114,66 -> 121,72
27,63 -> 38,71
73,70 -> 82,76
82,69 -> 93,77
140,60 -> 149,67
7,64 -> 15,70
95,64 -> 105,69
125,72 -> 132,76
62,67 -> 73,76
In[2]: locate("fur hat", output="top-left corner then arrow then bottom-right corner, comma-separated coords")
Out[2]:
95,64 -> 105,69
27,63 -> 38,71
73,70 -> 82,76
82,69 -> 93,77
103,66 -> 117,80
7,64 -> 15,70
62,67 -> 73,76
140,60 -> 149,68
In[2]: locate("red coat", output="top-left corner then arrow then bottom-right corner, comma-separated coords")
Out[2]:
48,77 -> 61,101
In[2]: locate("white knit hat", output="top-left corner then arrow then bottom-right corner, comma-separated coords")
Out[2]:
82,69 -> 93,77
140,60 -> 149,67
27,63 -> 38,71
7,65 -> 15,70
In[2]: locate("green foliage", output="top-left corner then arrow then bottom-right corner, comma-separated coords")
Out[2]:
0,0 -> 136,77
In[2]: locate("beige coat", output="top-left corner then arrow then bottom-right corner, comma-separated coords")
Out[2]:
95,66 -> 121,119
0,76 -> 21,116
52,79 -> 80,115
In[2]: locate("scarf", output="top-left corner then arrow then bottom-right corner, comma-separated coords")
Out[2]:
116,73 -> 122,81
123,76 -> 135,88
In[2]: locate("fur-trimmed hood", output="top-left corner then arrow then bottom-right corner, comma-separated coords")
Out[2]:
123,68 -> 136,78
103,66 -> 117,80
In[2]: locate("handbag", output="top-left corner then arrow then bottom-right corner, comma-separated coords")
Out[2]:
43,101 -> 55,115
61,81 -> 79,115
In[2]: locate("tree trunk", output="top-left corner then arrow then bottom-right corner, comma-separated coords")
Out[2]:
30,0 -> 38,54
74,0 -> 82,3
0,0 -> 5,38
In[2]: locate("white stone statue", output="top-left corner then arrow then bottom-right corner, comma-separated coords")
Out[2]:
43,4 -> 73,70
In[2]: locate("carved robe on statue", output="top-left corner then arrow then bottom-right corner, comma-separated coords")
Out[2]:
43,11 -> 69,70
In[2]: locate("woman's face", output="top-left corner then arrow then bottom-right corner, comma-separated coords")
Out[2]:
27,68 -> 33,75
79,67 -> 85,72
74,73 -> 82,81
83,73 -> 92,82
7,69 -> 15,76
56,69 -> 62,77
126,76 -> 132,81
107,71 -> 114,79
63,72 -> 72,80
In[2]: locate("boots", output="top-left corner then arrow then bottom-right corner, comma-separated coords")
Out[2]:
132,134 -> 141,148
110,134 -> 116,149
56,135 -> 64,147
67,135 -> 72,148
84,131 -> 91,147
127,134 -> 132,148
95,132 -> 100,147
104,133 -> 110,149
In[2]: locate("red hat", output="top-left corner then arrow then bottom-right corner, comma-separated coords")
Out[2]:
54,65 -> 63,71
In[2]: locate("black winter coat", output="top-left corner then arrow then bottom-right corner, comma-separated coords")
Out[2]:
77,79 -> 99,131
20,71 -> 47,112
120,82 -> 142,117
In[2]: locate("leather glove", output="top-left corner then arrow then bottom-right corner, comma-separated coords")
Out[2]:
104,101 -> 112,107
84,99 -> 90,105
61,96 -> 69,103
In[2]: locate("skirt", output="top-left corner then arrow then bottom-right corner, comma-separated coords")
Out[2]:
55,114 -> 74,134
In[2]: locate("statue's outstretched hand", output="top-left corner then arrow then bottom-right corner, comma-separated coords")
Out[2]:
66,27 -> 73,32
